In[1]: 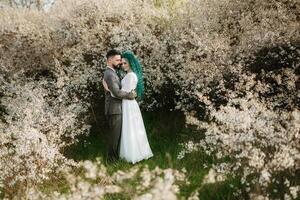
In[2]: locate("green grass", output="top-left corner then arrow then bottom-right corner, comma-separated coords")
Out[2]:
62,111 -> 244,199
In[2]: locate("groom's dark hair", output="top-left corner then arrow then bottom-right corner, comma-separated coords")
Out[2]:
106,49 -> 121,59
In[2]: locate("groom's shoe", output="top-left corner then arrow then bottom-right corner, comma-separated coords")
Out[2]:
106,155 -> 118,165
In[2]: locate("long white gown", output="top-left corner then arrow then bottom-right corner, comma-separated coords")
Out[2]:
119,72 -> 153,164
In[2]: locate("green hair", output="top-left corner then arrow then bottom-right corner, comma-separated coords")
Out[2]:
122,50 -> 144,99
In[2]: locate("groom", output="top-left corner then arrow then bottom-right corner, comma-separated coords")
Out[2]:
103,49 -> 136,163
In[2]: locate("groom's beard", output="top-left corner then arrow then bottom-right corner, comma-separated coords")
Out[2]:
113,64 -> 122,69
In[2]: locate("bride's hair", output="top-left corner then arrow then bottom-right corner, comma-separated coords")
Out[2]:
122,50 -> 144,99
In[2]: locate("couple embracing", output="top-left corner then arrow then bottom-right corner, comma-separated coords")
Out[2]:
103,49 -> 153,164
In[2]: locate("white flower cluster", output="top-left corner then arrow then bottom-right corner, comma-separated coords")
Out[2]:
15,160 -> 188,200
0,73 -> 95,196
184,93 -> 299,198
177,141 -> 202,160
132,166 -> 187,200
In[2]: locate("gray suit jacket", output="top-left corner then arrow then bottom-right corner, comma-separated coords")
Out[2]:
103,67 -> 134,115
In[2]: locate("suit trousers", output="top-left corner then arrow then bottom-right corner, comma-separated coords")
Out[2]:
106,114 -> 122,162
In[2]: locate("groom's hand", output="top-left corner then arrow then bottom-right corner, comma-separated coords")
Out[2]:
129,90 -> 137,99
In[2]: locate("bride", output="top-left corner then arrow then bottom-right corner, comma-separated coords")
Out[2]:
103,50 -> 153,164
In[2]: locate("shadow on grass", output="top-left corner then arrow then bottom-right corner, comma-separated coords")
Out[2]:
63,111 -> 187,164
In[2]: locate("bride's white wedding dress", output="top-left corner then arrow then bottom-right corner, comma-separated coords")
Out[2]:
119,72 -> 153,164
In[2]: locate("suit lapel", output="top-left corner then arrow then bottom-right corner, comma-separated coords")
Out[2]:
107,67 -> 121,86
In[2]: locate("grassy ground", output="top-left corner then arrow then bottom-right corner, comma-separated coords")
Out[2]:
63,111 -> 243,199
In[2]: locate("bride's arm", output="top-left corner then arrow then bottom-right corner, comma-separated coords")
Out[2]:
128,73 -> 138,94
102,79 -> 110,92
119,74 -> 137,96
103,79 -> 118,98
105,74 -> 136,100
